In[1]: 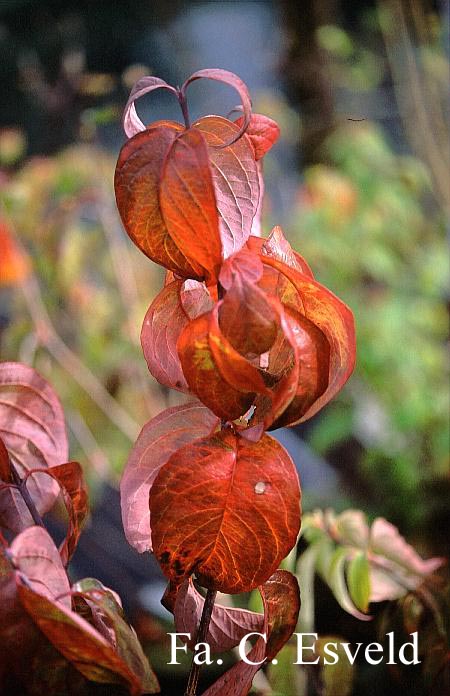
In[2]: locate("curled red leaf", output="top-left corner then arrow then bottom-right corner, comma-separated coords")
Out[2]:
182,69 -> 252,146
173,578 -> 264,653
23,461 -> 88,566
122,75 -> 179,138
150,430 -> 301,594
202,570 -> 300,695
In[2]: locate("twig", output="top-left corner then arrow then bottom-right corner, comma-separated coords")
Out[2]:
9,460 -> 45,528
20,271 -> 140,442
184,588 -> 217,696
66,407 -> 111,480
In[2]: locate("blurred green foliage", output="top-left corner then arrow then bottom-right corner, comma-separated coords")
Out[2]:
287,120 -> 448,534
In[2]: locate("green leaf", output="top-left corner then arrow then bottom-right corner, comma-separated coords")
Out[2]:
347,552 -> 371,612
327,548 -> 371,621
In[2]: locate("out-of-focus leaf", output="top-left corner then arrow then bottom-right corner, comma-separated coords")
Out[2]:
347,552 -> 370,612
0,220 -> 30,286
327,547 -> 371,621
173,578 -> 264,653
315,636 -> 354,696
0,362 -> 68,532
17,582 -> 158,694
23,461 -> 88,565
150,431 -> 301,594
120,402 -> 219,553
202,570 -> 300,695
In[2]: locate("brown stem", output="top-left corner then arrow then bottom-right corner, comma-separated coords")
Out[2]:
184,588 -> 217,696
9,460 -> 45,528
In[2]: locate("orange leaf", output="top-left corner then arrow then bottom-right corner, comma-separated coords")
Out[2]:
150,430 -> 301,593
159,128 -> 223,283
115,123 -> 204,279
0,220 -> 30,286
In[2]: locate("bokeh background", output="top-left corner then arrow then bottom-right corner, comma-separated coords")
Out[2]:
0,1 -> 448,694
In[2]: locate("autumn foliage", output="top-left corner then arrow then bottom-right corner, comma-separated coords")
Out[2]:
0,69 -> 355,694
115,69 -> 355,691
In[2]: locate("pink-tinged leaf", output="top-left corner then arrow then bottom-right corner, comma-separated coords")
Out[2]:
182,69 -> 252,146
0,362 -> 68,533
174,578 -> 264,653
9,526 -> 71,607
251,161 -> 264,236
234,113 -> 280,160
194,116 -> 260,258
261,226 -> 314,278
202,570 -> 300,695
120,402 -> 219,554
23,462 -> 88,566
368,518 -> 445,602
141,280 -> 190,392
122,75 -> 179,138
160,128 -> 223,283
150,431 -> 301,594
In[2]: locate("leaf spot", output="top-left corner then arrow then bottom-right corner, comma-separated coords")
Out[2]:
254,481 -> 266,495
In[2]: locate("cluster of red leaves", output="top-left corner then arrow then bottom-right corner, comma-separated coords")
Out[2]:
0,362 -> 158,694
115,70 -> 356,692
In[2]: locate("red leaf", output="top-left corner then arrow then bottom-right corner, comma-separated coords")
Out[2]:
24,462 -> 88,565
0,362 -> 68,533
194,116 -> 260,258
234,113 -> 280,160
182,69 -> 252,146
1,528 -> 159,694
150,431 -> 301,593
177,306 -> 270,422
115,123 -> 205,279
0,436 -> 11,481
202,570 -> 300,695
141,279 -> 214,392
17,582 -> 158,694
261,257 -> 356,426
159,128 -> 223,283
120,402 -> 219,554
174,578 -> 264,653
122,75 -> 179,138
